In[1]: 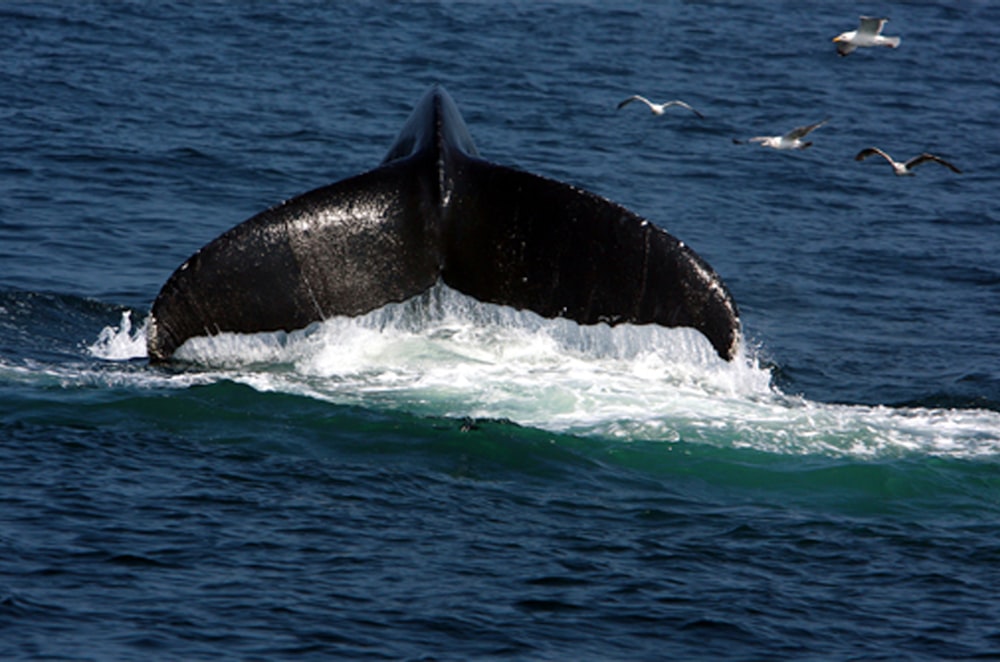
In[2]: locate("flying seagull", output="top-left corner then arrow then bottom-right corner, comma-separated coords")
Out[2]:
833,16 -> 901,56
617,95 -> 705,119
740,119 -> 828,150
854,147 -> 961,176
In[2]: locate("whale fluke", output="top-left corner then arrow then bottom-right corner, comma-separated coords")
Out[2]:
147,86 -> 741,363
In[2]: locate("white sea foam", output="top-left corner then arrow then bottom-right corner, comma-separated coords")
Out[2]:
86,285 -> 1000,459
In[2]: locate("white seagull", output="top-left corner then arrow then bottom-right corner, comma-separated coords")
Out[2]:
743,119 -> 828,150
617,95 -> 705,119
854,147 -> 962,176
833,16 -> 901,56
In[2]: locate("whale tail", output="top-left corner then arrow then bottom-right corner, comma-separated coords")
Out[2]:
148,86 -> 740,363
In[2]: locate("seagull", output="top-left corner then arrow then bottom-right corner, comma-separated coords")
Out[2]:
741,119 -> 828,150
854,147 -> 962,176
617,95 -> 705,119
833,16 -> 901,56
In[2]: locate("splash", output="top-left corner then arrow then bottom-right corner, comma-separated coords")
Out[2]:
79,285 -> 1000,459
162,285 -> 1000,459
88,310 -> 149,361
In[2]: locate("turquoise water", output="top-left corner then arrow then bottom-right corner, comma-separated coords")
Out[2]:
2,2 -> 999,659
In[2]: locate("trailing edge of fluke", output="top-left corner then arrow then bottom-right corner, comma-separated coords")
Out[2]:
147,85 -> 741,363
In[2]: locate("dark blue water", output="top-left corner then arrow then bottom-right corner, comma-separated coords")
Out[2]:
3,2 -> 1000,659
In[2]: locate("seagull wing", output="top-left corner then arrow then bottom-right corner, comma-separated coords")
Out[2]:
907,153 -> 962,173
836,41 -> 857,56
854,147 -> 894,165
617,95 -> 651,110
785,119 -> 827,140
666,100 -> 705,119
858,16 -> 887,36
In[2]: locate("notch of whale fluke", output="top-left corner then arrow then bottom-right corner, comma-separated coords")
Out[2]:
147,85 -> 741,363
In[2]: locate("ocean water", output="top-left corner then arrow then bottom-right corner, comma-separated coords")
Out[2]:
2,1 -> 999,659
